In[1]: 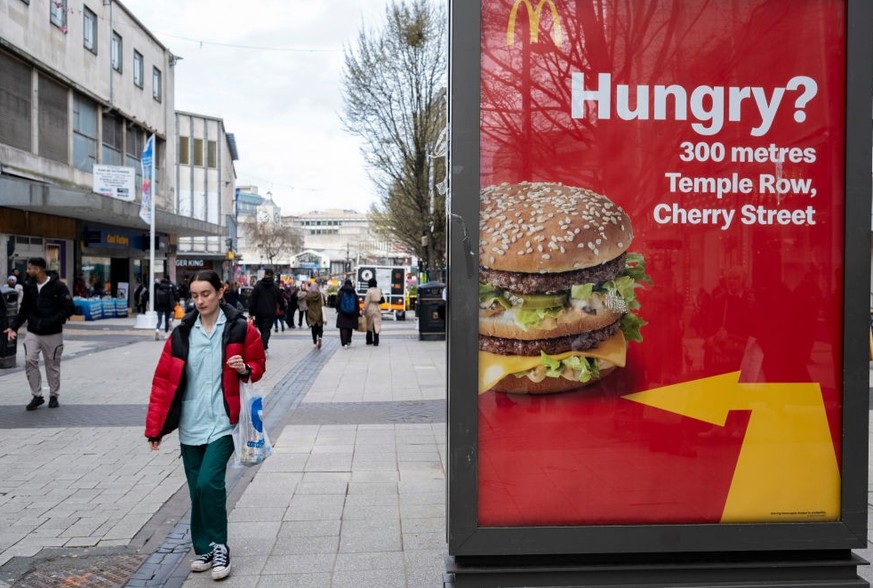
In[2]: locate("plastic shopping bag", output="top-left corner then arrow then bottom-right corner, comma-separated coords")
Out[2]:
232,382 -> 272,466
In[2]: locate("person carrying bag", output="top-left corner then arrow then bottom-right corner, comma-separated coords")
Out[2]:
145,270 -> 266,581
363,278 -> 383,347
335,279 -> 361,348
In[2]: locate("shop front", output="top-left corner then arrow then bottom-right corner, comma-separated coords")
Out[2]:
175,256 -> 227,287
81,226 -> 168,303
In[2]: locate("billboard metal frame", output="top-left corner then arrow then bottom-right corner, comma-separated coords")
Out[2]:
447,0 -> 873,561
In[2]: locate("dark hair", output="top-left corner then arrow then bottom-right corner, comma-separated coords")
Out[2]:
367,278 -> 377,288
263,268 -> 274,277
27,257 -> 47,269
344,279 -> 353,287
190,270 -> 222,292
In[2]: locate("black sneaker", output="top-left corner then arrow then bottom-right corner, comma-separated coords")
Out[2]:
48,397 -> 59,408
211,543 -> 231,580
26,396 -> 44,411
190,550 -> 213,573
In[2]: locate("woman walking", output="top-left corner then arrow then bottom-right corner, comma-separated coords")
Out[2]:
305,281 -> 326,349
363,278 -> 383,346
335,278 -> 360,349
145,270 -> 266,581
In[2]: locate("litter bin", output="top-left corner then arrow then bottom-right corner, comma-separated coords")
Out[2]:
417,281 -> 445,341
0,285 -> 19,369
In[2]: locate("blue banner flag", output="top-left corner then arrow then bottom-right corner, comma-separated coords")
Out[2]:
139,134 -> 155,224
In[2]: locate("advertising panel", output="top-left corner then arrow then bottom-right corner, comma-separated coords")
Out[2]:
92,164 -> 136,202
476,0 -> 848,528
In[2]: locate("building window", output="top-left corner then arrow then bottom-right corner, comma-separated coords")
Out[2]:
193,138 -> 204,166
38,74 -> 68,164
73,93 -> 98,172
179,136 -> 189,165
0,50 -> 32,152
83,6 -> 97,53
133,51 -> 143,88
126,125 -> 142,186
101,113 -> 123,165
207,140 -> 217,168
50,0 -> 66,29
111,32 -> 122,72
152,67 -> 162,101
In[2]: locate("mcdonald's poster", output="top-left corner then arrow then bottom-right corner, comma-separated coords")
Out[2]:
477,0 -> 847,526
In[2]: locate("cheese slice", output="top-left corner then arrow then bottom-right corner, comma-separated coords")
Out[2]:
478,330 -> 627,394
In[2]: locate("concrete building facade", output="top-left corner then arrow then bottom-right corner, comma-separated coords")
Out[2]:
0,0 -> 223,302
174,111 -> 238,284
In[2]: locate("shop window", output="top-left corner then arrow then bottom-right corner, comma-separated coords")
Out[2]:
72,93 -> 97,172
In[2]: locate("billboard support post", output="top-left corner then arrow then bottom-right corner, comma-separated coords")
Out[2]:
446,0 -> 873,586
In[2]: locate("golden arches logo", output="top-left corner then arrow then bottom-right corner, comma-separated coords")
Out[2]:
506,0 -> 563,46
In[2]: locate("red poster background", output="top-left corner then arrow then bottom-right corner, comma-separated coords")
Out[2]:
478,0 -> 847,526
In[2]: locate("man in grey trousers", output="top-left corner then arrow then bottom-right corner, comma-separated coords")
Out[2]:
3,257 -> 75,410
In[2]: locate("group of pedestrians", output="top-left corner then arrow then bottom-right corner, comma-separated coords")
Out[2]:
334,277 -> 383,348
247,270 -> 332,353
4,260 -> 386,582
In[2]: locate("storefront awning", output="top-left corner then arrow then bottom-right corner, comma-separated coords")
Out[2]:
0,175 -> 224,238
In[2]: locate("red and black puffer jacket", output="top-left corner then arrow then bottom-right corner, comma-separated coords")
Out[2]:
145,303 -> 266,441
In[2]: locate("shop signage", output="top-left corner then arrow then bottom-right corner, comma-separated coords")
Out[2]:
92,165 -> 136,202
85,228 -> 136,249
176,259 -> 206,268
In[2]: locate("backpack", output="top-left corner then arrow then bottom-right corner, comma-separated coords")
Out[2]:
339,290 -> 357,316
156,285 -> 171,307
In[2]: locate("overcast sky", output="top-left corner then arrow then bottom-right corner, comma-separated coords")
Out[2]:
121,0 -> 392,215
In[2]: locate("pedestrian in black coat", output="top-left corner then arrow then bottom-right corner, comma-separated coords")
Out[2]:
335,279 -> 360,348
247,269 -> 283,352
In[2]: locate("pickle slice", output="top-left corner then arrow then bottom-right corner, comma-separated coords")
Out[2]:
515,293 -> 567,308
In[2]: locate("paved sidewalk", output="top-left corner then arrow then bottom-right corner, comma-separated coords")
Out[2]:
0,310 -> 447,587
2,312 -> 871,586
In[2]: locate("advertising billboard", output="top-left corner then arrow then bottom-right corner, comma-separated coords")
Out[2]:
448,0 -> 872,559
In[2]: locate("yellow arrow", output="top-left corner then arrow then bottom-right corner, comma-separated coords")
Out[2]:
623,372 -> 840,523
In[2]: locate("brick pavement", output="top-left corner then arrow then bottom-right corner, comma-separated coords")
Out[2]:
0,311 -> 448,587
5,311 -> 868,587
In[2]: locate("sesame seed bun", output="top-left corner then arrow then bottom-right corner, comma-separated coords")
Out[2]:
480,182 -> 633,273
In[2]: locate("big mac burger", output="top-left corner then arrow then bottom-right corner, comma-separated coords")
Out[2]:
479,181 -> 650,394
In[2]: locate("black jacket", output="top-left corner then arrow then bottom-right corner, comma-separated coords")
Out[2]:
154,281 -> 177,311
9,275 -> 75,336
248,277 -> 283,319
335,285 -> 360,329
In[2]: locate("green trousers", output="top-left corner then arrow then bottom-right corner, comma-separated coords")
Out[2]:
180,435 -> 234,555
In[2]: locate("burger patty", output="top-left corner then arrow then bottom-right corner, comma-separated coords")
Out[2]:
480,253 -> 626,294
479,321 -> 621,356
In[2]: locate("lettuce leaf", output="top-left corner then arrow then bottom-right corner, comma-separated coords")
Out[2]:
625,252 -> 653,285
516,306 -> 563,330
570,283 -> 594,301
620,312 -> 647,343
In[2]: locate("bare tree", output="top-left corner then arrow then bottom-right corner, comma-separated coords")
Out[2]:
244,220 -> 303,268
341,0 -> 447,273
